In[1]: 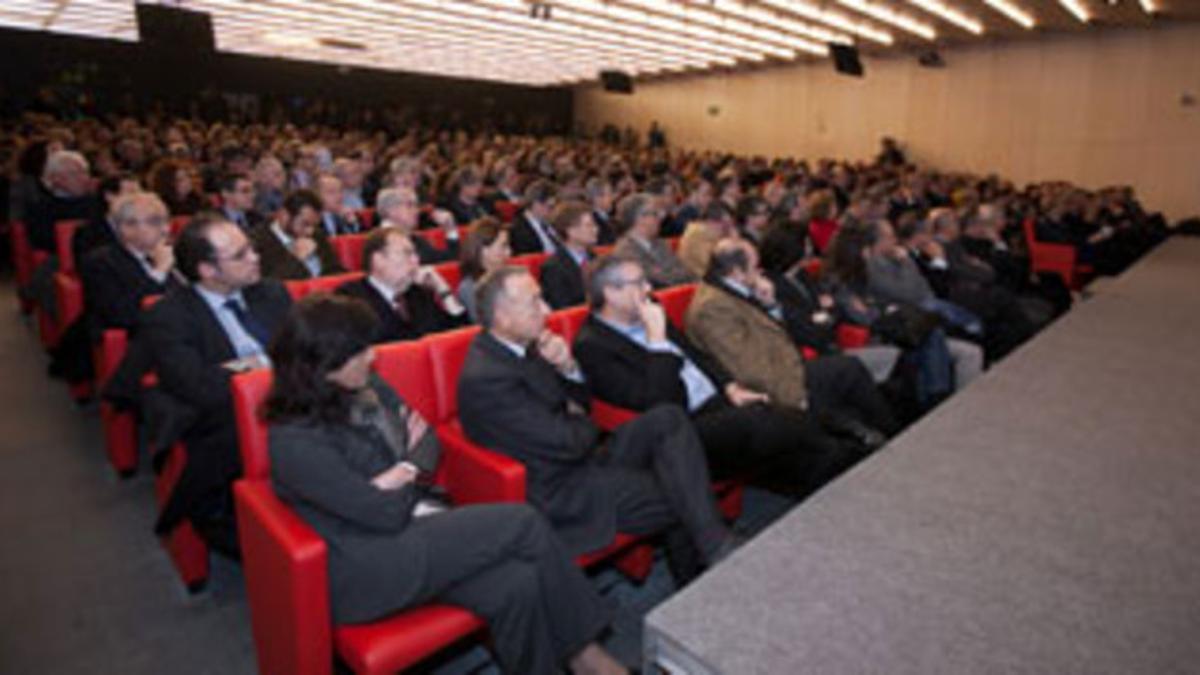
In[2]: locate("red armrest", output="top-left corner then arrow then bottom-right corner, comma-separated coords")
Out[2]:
590,399 -> 638,432
54,272 -> 84,329
435,423 -> 526,505
234,480 -> 334,675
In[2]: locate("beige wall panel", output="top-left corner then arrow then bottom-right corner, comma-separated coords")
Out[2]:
575,23 -> 1200,220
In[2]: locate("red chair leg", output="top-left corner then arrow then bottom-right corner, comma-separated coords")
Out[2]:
100,402 -> 138,477
613,544 -> 655,581
155,443 -> 210,593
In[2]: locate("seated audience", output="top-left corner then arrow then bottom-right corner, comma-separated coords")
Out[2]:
807,189 -> 840,253
575,254 -> 871,496
149,158 -> 205,216
252,155 -> 286,219
266,295 -> 627,675
735,195 -> 772,245
26,149 -> 98,253
585,176 -> 617,245
541,201 -> 598,309
757,226 -> 901,385
250,189 -> 344,280
334,156 -> 367,210
458,266 -> 739,584
511,179 -> 560,255
337,228 -> 466,342
315,172 -> 361,236
677,202 -> 736,279
376,186 -> 459,263
685,238 -> 897,441
822,224 -> 983,403
613,192 -> 696,289
142,215 -> 293,556
80,192 -> 180,341
665,177 -> 713,238
457,217 -> 513,323
218,171 -> 264,232
72,173 -> 141,264
442,165 -> 490,225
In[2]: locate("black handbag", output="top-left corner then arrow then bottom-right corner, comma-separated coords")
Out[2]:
873,303 -> 940,349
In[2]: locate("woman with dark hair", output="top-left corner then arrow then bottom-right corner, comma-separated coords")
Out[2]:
456,216 -> 511,322
148,158 -> 205,216
266,294 -> 625,675
759,225 -> 899,385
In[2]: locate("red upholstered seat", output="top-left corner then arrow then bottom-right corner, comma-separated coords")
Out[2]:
230,367 -> 523,675
331,233 -> 366,271
286,272 -> 364,299
169,215 -> 191,236
356,208 -> 376,229
653,283 -> 697,330
425,325 -> 481,424
432,261 -> 462,293
97,329 -> 138,476
54,219 -> 84,274
493,200 -> 518,223
801,258 -> 822,280
415,227 -> 447,250
836,324 -> 871,349
510,252 -> 549,281
548,305 -> 589,343
1022,216 -> 1092,290
155,442 -> 210,593
9,221 -> 39,312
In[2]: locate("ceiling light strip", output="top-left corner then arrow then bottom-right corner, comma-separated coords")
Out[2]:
836,0 -> 936,39
1056,0 -> 1090,23
979,0 -> 1035,29
904,0 -> 983,34
753,0 -> 894,45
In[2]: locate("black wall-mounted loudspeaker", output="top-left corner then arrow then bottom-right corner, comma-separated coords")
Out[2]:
600,70 -> 634,94
829,44 -> 864,77
136,4 -> 215,55
918,50 -> 946,68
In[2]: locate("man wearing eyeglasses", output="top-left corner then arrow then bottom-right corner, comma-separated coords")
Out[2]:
574,254 -> 859,499
218,172 -> 265,232
612,192 -> 696,289
140,214 -> 293,558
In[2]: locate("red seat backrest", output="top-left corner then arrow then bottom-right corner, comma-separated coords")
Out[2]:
550,305 -> 589,344
294,272 -> 365,299
415,227 -> 447,251
170,215 -> 191,236
331,233 -> 366,271
426,325 -> 481,424
801,258 -> 822,280
231,369 -> 275,481
494,201 -> 518,223
356,207 -> 375,230
55,219 -> 85,273
432,261 -> 463,293
654,283 -> 697,330
373,340 -> 439,425
511,252 -> 548,281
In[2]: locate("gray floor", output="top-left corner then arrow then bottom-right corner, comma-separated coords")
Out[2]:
0,279 -> 793,674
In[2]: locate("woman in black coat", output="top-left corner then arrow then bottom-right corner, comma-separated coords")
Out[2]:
265,294 -> 626,675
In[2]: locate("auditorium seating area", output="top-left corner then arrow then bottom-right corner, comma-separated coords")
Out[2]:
0,100 -> 1178,675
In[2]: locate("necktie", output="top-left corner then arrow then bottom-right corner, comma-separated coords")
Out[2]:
224,299 -> 271,347
393,292 -> 411,322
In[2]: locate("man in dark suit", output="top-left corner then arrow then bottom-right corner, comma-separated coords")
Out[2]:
72,173 -> 141,266
574,254 -> 864,496
141,215 -> 293,556
540,201 -> 598,309
509,179 -> 560,255
375,186 -> 460,264
585,177 -> 617,245
250,189 -> 344,280
26,150 -> 100,253
441,165 -> 490,226
457,266 -> 738,585
218,171 -> 265,232
336,228 -> 467,343
80,192 -> 181,342
315,172 -> 361,236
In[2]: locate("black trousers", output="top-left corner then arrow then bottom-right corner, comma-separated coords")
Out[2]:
805,354 -> 898,435
413,503 -> 612,675
600,404 -> 732,583
692,398 -> 862,499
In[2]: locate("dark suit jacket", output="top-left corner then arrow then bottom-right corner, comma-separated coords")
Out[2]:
442,195 -> 490,226
71,216 -> 119,267
457,332 -> 615,554
592,210 -> 616,245
510,211 -> 559,255
539,247 -> 589,309
336,278 -> 466,344
319,210 -> 359,236
413,233 -> 459,265
270,377 -> 439,624
222,207 -> 266,233
142,279 -> 292,533
574,315 -> 732,412
767,269 -> 838,354
26,186 -> 101,252
250,224 -> 345,280
80,243 -> 179,342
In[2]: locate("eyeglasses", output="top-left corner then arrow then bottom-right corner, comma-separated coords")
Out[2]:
610,275 -> 649,288
215,244 -> 255,263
